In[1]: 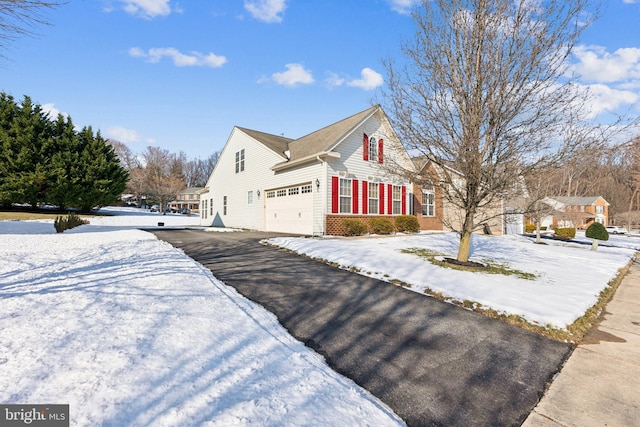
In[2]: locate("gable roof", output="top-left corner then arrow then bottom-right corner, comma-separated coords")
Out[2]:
287,105 -> 379,161
178,187 -> 206,195
550,196 -> 609,206
236,127 -> 293,159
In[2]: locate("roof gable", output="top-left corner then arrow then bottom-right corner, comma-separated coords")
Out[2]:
287,105 -> 378,161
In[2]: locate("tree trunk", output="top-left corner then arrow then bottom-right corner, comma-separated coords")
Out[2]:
628,189 -> 637,231
591,239 -> 599,251
457,230 -> 472,263
535,220 -> 542,244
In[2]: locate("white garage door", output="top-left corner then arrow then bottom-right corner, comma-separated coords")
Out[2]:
265,183 -> 314,235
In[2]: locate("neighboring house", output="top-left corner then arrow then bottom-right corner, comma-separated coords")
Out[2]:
170,187 -> 205,213
411,157 -> 506,235
199,105 -> 415,235
502,176 -> 530,235
539,196 -> 609,229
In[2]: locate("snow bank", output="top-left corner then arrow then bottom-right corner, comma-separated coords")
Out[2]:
267,233 -> 637,329
0,215 -> 404,426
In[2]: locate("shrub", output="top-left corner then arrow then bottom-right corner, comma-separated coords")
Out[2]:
54,212 -> 89,233
554,227 -> 576,240
343,218 -> 367,236
525,224 -> 536,233
586,222 -> 609,241
369,217 -> 395,235
395,215 -> 420,233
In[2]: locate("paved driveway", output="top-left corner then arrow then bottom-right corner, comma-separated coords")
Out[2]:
152,229 -> 572,427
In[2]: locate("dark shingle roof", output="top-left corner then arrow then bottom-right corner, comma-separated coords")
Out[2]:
237,127 -> 293,159
235,105 -> 379,163
287,105 -> 379,161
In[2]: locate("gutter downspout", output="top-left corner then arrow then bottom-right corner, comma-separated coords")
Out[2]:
317,155 -> 327,236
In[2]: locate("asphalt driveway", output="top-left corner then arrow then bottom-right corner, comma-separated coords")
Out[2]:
152,229 -> 572,427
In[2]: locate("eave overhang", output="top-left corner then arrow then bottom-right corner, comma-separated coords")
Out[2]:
271,151 -> 341,172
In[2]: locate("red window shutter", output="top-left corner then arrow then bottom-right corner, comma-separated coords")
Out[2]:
402,185 -> 407,215
363,133 -> 369,161
388,184 -> 393,214
378,138 -> 384,164
331,176 -> 339,213
362,180 -> 368,215
352,179 -> 359,214
379,183 -> 385,215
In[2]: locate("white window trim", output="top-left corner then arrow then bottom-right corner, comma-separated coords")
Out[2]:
368,182 -> 378,214
392,185 -> 402,215
368,136 -> 377,162
235,149 -> 245,173
339,178 -> 352,214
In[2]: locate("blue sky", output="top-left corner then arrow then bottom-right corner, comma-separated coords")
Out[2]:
1,0 -> 639,159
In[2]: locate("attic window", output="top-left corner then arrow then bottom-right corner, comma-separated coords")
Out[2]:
235,149 -> 245,173
368,137 -> 378,161
366,137 -> 383,164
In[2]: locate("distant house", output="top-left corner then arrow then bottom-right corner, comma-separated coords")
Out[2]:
411,157 -> 506,235
170,187 -> 205,214
540,196 -> 609,229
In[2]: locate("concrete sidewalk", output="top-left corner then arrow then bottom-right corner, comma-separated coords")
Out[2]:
523,258 -> 640,426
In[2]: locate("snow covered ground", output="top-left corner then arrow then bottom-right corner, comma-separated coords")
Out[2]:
268,231 -> 639,330
2,207 -> 637,426
0,208 -> 404,426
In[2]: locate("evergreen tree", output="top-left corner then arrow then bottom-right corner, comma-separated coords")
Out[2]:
0,92 -> 128,211
4,96 -> 52,207
47,114 -> 80,210
74,127 -> 128,212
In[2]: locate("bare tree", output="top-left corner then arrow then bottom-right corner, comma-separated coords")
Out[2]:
521,170 -> 559,243
381,0 -> 599,263
142,146 -> 185,213
621,136 -> 640,229
107,139 -> 140,172
0,0 -> 61,51
183,150 -> 220,187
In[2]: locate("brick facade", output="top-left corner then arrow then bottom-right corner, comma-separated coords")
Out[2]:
325,215 -> 401,236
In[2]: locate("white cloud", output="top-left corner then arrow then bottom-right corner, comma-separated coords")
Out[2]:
128,47 -> 227,68
325,72 -> 346,89
41,103 -> 68,120
387,0 -> 419,14
244,0 -> 287,23
119,0 -> 172,19
581,83 -> 639,118
571,45 -> 640,83
347,68 -> 384,90
262,63 -> 314,87
106,126 -> 155,144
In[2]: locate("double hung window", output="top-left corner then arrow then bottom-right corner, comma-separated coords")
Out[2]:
368,182 -> 379,214
392,185 -> 402,214
422,181 -> 435,216
339,178 -> 352,213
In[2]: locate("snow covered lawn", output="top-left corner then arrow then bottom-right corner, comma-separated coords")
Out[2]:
0,209 -> 404,426
267,232 -> 639,330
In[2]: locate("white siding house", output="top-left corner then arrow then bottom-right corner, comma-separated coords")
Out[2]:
200,105 -> 414,235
